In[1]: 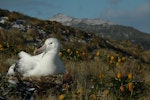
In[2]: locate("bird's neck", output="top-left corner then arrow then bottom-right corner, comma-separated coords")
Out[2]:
42,50 -> 58,60
40,51 -> 59,69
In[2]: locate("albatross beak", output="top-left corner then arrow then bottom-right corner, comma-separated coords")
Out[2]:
34,44 -> 46,54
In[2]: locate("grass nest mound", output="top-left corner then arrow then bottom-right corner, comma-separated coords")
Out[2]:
0,72 -> 74,99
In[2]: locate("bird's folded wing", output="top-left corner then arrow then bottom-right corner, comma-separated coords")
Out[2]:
18,55 -> 40,74
18,51 -> 31,58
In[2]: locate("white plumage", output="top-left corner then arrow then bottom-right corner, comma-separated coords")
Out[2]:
7,38 -> 66,77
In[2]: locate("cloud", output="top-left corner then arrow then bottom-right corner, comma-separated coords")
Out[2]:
134,3 -> 150,18
100,2 -> 150,33
101,2 -> 150,20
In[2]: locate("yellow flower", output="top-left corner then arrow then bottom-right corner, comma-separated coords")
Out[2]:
82,52 -> 86,57
116,62 -> 120,67
109,60 -> 113,65
70,51 -> 73,55
0,44 -> 2,47
96,51 -> 100,56
59,94 -> 65,100
0,44 -> 3,51
0,48 -> 3,51
128,73 -> 133,80
67,48 -> 71,53
128,82 -> 133,92
99,73 -> 104,79
59,52 -> 62,57
110,56 -> 115,61
76,50 -> 79,54
122,57 -> 126,61
120,85 -> 125,92
117,72 -> 122,79
118,58 -> 121,62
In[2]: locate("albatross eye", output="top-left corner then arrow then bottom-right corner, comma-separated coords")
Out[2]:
49,42 -> 53,44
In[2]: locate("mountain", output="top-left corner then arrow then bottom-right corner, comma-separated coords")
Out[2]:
49,13 -> 150,50
49,13 -> 115,26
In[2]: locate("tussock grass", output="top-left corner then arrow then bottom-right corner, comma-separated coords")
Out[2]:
0,47 -> 149,99
0,55 -> 150,99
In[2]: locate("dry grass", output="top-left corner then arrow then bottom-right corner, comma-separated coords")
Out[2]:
61,57 -> 149,100
0,48 -> 150,100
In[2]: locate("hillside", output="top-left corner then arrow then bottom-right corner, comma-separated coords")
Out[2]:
0,9 -> 150,99
49,13 -> 150,50
0,9 -> 149,63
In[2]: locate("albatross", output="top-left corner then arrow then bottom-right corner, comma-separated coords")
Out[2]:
7,38 -> 66,77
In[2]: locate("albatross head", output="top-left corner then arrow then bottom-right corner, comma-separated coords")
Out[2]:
34,38 -> 60,54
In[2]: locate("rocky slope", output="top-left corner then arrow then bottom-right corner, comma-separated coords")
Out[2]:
49,13 -> 150,50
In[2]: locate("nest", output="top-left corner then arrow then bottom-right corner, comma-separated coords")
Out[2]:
25,74 -> 73,92
10,72 -> 74,91
1,72 -> 75,99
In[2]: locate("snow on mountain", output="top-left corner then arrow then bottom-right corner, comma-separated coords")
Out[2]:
49,13 -> 115,26
50,13 -> 72,23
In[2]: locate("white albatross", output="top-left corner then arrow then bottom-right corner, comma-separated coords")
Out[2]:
7,38 -> 66,77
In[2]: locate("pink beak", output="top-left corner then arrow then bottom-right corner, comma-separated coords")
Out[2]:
34,44 -> 46,54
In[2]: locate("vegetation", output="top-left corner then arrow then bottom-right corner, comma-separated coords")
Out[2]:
0,9 -> 150,100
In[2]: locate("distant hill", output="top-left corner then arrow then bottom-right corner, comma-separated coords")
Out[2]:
49,13 -> 150,50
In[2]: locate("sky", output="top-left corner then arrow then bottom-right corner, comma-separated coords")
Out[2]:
0,0 -> 150,33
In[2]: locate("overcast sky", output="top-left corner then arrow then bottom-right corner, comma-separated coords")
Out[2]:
0,0 -> 150,33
